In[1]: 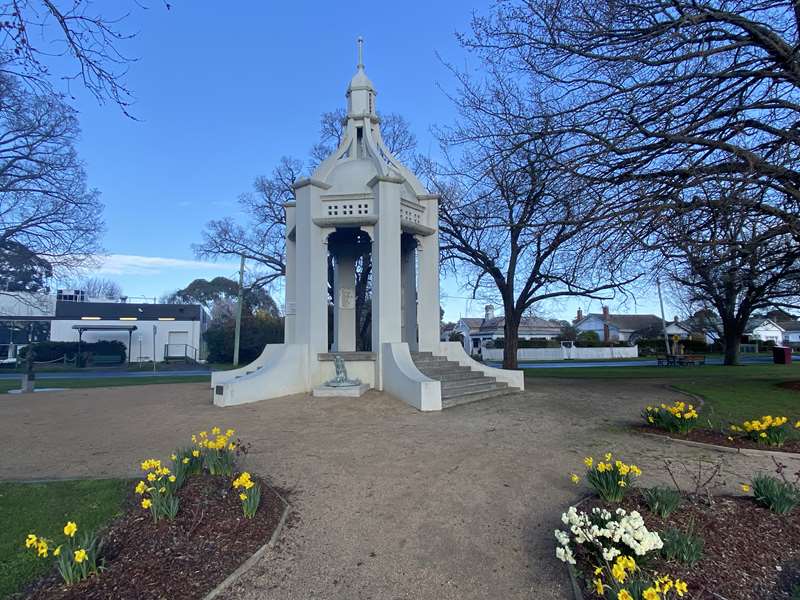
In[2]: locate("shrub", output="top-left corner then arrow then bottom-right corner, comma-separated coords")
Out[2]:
642,401 -> 699,434
577,453 -> 642,503
232,472 -> 261,518
641,486 -> 682,518
730,415 -> 795,447
18,340 -> 126,363
660,527 -> 704,567
750,473 -> 800,515
25,522 -> 103,585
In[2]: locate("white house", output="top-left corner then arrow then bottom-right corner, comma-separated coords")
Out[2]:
1,290 -> 208,363
782,321 -> 800,347
744,318 -> 784,344
455,305 -> 564,355
573,307 -> 687,343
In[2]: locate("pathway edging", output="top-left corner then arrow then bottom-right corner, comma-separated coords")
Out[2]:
637,430 -> 800,460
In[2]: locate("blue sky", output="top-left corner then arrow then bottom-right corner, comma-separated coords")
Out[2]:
59,1 -> 665,321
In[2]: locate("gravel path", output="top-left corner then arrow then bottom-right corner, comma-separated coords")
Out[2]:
2,378 -> 795,599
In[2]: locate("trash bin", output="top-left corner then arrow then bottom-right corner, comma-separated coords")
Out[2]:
772,346 -> 792,365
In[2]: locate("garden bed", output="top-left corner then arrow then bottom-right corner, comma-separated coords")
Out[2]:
23,473 -> 287,600
574,491 -> 800,600
636,424 -> 800,454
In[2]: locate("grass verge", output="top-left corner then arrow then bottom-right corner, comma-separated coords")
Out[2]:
0,479 -> 128,599
0,375 -> 210,395
524,363 -> 800,429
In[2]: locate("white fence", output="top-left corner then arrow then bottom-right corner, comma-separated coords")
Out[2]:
482,345 -> 639,362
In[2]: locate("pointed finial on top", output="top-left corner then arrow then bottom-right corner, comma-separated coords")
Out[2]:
357,36 -> 364,70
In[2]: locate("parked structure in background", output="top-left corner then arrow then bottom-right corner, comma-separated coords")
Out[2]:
454,305 -> 564,356
572,306 -> 690,344
0,290 -> 209,363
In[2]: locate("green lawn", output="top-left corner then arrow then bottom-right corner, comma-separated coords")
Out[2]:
524,363 -> 800,428
0,375 -> 210,395
0,479 -> 128,599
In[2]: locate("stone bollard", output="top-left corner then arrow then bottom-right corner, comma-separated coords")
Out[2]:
21,373 -> 35,393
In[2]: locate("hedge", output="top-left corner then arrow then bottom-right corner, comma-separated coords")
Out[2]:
19,340 -> 126,363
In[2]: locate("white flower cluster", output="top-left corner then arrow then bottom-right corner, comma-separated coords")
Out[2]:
554,506 -> 663,564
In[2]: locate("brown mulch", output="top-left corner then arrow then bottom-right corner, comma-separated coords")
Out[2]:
636,424 -> 800,454
778,381 -> 800,393
576,492 -> 800,600
24,474 -> 287,600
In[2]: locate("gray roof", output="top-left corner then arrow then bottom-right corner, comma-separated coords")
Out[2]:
460,315 -> 563,335
580,313 -> 663,332
779,320 -> 800,332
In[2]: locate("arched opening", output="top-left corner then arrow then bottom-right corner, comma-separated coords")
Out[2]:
327,227 -> 373,351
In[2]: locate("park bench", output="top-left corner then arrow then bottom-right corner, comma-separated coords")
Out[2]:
677,354 -> 706,366
656,354 -> 676,367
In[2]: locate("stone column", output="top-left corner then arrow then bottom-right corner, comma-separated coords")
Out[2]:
400,236 -> 418,351
332,246 -> 357,352
416,196 -> 441,352
369,175 -> 403,388
283,202 -> 297,344
293,180 -> 330,367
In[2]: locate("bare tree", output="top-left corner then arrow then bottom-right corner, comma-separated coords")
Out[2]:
0,0 -> 170,114
79,277 -> 122,300
461,0 -> 800,240
658,183 -> 800,365
194,157 -> 300,288
428,113 -> 638,369
0,74 -> 103,279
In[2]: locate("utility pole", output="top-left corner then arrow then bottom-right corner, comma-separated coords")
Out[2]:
233,255 -> 245,367
656,278 -> 671,355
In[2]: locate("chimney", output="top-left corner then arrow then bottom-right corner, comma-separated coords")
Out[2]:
576,308 -> 583,321
602,306 -> 609,320
484,304 -> 495,320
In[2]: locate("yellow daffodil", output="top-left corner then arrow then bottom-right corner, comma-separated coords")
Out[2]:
37,540 -> 48,557
192,450 -> 200,458
25,534 -> 37,548
675,579 -> 688,597
741,483 -> 751,492
141,498 -> 152,509
617,590 -> 633,600
146,472 -> 156,481
226,428 -> 235,437
135,480 -> 147,495
169,475 -> 176,483
239,493 -> 248,501
584,457 -> 594,468
570,473 -> 580,484
643,589 -> 659,600
617,480 -> 627,487
593,578 -> 604,596
182,457 -> 190,464
212,426 -> 221,435
74,548 -> 87,563
604,452 -> 612,461
170,453 -> 177,461
53,545 -> 61,557
611,562 -> 627,583
63,521 -> 77,537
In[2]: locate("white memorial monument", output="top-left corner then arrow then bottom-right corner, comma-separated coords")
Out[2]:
212,40 -> 523,411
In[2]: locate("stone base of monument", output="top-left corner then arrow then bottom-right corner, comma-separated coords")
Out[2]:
312,383 -> 370,398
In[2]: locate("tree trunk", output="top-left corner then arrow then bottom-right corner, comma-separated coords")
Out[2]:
721,319 -> 742,366
503,314 -> 521,370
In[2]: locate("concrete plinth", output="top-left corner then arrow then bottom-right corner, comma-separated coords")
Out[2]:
312,384 -> 370,398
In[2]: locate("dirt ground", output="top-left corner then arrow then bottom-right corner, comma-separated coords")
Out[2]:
2,379 -> 795,600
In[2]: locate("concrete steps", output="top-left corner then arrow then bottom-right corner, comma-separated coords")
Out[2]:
410,352 -> 519,409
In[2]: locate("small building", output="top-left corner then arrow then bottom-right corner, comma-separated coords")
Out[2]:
573,306 -> 680,344
0,290 -> 208,363
455,305 -> 564,355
